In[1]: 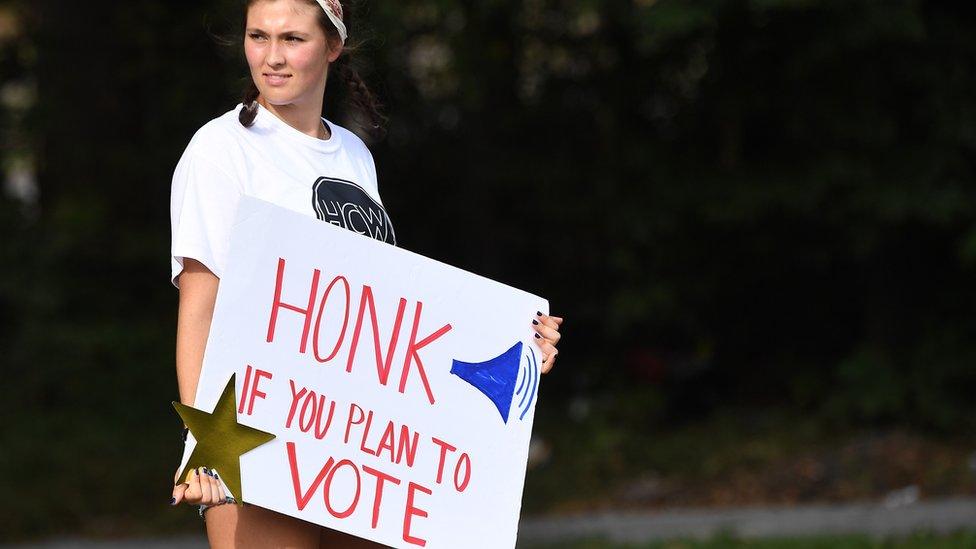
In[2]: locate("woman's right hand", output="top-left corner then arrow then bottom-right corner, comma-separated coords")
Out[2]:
171,465 -> 227,506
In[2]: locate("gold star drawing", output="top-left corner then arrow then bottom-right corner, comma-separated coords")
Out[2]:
172,373 -> 276,504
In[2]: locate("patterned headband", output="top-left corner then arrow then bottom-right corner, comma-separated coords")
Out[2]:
314,0 -> 347,45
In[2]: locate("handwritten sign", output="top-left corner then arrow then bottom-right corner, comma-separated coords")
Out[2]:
180,196 -> 547,548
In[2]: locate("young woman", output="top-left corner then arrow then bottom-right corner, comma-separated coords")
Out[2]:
167,0 -> 563,546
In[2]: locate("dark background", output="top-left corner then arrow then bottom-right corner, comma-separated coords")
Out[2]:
3,0 -> 976,541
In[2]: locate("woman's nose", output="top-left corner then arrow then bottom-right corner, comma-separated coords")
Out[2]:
267,42 -> 285,67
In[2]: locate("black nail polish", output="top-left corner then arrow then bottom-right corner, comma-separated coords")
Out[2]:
536,311 -> 543,316
170,497 -> 176,505
532,319 -> 539,325
534,333 -> 541,339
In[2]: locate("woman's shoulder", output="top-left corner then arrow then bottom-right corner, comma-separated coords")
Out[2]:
328,120 -> 374,158
182,105 -> 249,159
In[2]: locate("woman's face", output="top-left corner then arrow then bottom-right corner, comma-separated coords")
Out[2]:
244,0 -> 341,108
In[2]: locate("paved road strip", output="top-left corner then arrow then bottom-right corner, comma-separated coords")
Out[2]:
517,497 -> 976,544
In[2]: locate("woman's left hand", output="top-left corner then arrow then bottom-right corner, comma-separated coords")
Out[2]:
532,312 -> 563,374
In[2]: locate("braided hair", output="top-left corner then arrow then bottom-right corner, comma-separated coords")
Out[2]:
238,0 -> 387,140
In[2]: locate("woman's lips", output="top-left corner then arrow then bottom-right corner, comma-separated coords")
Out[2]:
264,74 -> 291,86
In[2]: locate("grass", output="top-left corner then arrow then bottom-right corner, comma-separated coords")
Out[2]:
521,397 -> 976,513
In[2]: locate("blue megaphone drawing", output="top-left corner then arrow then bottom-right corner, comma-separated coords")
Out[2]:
450,341 -> 539,423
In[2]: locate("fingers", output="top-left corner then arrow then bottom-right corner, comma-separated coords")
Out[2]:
182,467 -> 203,504
537,313 -> 561,330
172,467 -> 228,507
535,311 -> 561,329
203,467 -> 228,506
200,468 -> 215,505
533,311 -> 562,344
172,481 -> 188,506
532,321 -> 561,344
536,340 -> 558,374
214,470 -> 227,503
531,311 -> 562,374
172,464 -> 189,505
205,468 -> 225,505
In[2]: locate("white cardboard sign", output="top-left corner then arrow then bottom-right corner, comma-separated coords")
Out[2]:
183,196 -> 548,548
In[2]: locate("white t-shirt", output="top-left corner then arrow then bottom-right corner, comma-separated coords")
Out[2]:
170,103 -> 396,287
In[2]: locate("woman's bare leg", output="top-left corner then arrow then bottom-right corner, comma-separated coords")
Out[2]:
205,504 -> 321,549
204,502 -> 383,548
319,527 -> 385,548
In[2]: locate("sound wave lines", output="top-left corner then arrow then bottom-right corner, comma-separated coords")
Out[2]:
515,348 -> 539,421
449,340 -> 539,424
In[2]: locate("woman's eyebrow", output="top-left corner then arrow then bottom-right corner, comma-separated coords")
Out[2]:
245,28 -> 311,37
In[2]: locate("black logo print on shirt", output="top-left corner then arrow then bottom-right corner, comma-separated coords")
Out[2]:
311,177 -> 397,245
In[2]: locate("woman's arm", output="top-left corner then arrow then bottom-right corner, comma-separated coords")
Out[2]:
171,258 -> 226,507
175,258 -> 220,406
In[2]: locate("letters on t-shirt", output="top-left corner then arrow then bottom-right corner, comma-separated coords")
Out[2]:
311,177 -> 397,245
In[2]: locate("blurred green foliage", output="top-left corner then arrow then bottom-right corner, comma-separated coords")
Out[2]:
2,0 -> 976,540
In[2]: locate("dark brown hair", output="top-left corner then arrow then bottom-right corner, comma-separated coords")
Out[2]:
238,0 -> 387,140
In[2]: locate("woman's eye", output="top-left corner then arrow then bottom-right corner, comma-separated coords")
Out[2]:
285,36 -> 303,42
248,33 -> 266,41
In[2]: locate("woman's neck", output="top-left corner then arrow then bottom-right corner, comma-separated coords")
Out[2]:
258,97 -> 331,140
